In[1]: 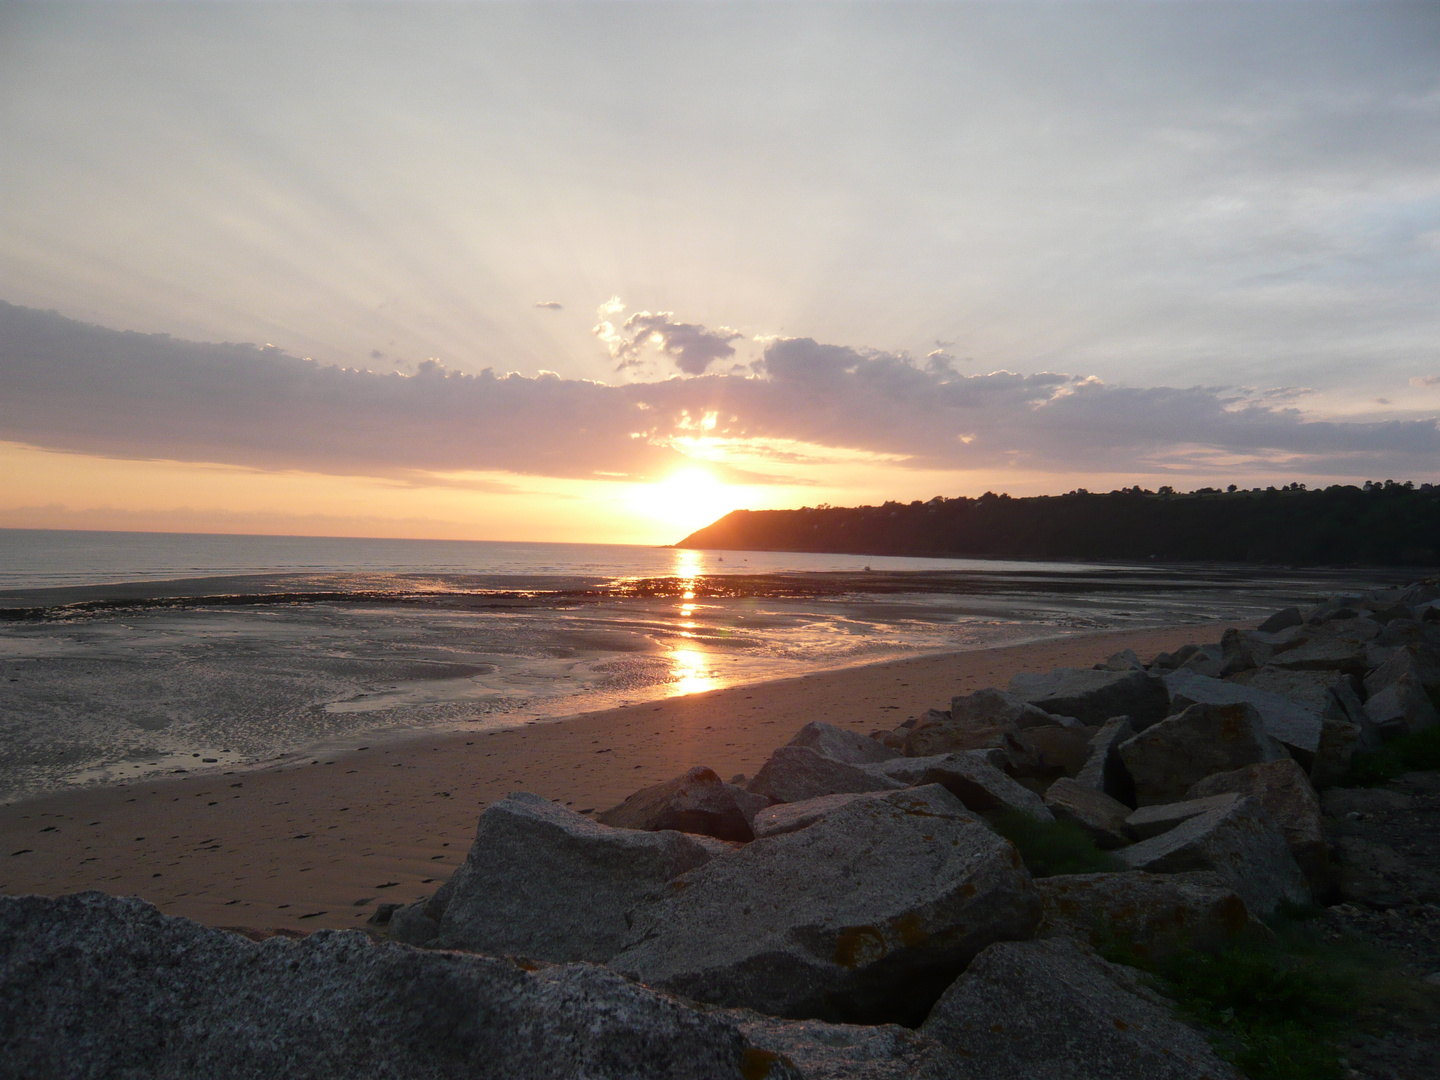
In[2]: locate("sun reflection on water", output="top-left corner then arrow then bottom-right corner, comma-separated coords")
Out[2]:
669,647 -> 717,695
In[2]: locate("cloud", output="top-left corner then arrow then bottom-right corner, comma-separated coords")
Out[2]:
1412,375 -> 1440,387
534,301 -> 563,310
594,302 -> 743,375
2,301 -> 1437,486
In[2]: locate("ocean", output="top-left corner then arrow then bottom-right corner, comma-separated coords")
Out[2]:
0,528 -> 1413,804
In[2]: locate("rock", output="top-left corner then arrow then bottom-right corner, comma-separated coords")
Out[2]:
612,785 -> 1041,1025
1163,670 -> 1322,767
1116,795 -> 1309,915
597,766 -> 771,842
1042,779 -> 1133,849
1103,648 -> 1144,671
1074,717 -> 1137,805
1007,668 -> 1169,729
1365,642 -> 1440,699
1035,871 -> 1256,961
1362,674 -> 1439,736
950,686 -> 1064,730
1186,758 -> 1327,881
427,792 -> 717,962
1149,644 -> 1200,671
1258,607 -> 1304,633
1224,666 -> 1370,782
788,721 -> 903,765
1023,724 -> 1094,778
1176,645 -> 1222,678
920,938 -> 1239,1080
868,752 -> 1054,822
1119,701 -> 1286,806
1320,786 -> 1415,817
747,746 -> 907,804
1125,793 -> 1241,840
720,1009 -> 962,1080
752,791 -> 895,839
901,717 -> 1039,775
1219,627 -> 1271,675
0,892 -> 793,1080
1265,632 -> 1370,678
387,899 -> 441,945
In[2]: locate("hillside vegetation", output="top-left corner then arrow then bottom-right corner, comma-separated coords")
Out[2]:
678,482 -> 1440,566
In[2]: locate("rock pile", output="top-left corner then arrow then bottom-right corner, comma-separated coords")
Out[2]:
5,579 -> 1437,1078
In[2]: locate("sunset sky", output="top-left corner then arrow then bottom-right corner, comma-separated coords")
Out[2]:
2,2 -> 1438,544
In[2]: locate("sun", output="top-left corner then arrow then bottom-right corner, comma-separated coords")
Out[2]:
627,467 -> 735,536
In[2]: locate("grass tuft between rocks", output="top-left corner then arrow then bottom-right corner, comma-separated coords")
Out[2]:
1339,726 -> 1440,787
1102,904 -> 1421,1080
989,812 -> 1122,878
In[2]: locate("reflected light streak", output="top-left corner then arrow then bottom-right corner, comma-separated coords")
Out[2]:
669,647 -> 718,696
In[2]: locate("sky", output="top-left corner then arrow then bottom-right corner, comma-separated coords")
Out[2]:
1,1 -> 1438,544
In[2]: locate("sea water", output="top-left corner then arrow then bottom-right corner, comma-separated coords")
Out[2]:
0,528 -> 1411,803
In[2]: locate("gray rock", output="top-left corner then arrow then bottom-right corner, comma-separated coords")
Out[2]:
752,791 -> 895,839
1219,627 -> 1273,676
1008,668 -> 1169,728
1149,644 -> 1200,671
1116,795 -> 1309,915
920,938 -> 1238,1080
1224,666 -> 1370,783
950,686 -> 1064,729
1120,701 -> 1286,806
1163,670 -> 1320,765
1265,632 -> 1370,677
721,1009 -> 963,1080
386,899 -> 441,945
1187,758 -> 1327,881
1177,644 -> 1222,678
1363,674 -> 1438,736
1024,724 -> 1094,780
1103,648 -> 1144,671
1074,717 -> 1136,805
597,766 -> 771,842
612,785 -> 1041,1025
789,721 -> 903,765
868,752 -> 1054,822
1042,779 -> 1133,849
1365,642 -> 1440,698
1035,871 -> 1256,962
1126,793 -> 1242,840
748,746 -> 907,804
1258,607 -> 1304,633
429,792 -> 717,961
0,892 -> 792,1080
901,717 -> 1040,775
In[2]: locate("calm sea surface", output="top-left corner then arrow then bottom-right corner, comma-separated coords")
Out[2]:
0,528 -> 1415,803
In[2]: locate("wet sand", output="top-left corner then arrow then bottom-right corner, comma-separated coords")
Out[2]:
0,626 -> 1206,933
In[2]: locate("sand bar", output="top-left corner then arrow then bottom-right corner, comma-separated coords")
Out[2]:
0,626 -> 1206,933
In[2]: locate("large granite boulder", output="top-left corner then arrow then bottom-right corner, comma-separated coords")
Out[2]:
1034,871 -> 1255,961
949,686 -> 1066,729
920,938 -> 1238,1080
0,892 -> 795,1080
720,1009 -> 963,1080
1042,778 -> 1133,849
1074,717 -> 1136,805
1007,668 -> 1169,729
1125,793 -> 1244,840
900,715 -> 1040,774
1264,631 -> 1370,678
1116,795 -> 1309,915
1118,701 -> 1286,806
867,752 -> 1054,822
1163,670 -> 1323,767
1258,607 -> 1304,633
1363,671 -> 1439,736
418,792 -> 718,961
747,746 -> 906,804
788,721 -> 903,765
751,791 -> 896,839
597,766 -> 770,842
1224,667 -> 1368,783
612,785 -> 1040,1025
1187,757 -> 1327,882
1023,724 -> 1094,779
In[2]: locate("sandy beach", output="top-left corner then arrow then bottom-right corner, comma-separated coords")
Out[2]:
1,626 -> 1209,934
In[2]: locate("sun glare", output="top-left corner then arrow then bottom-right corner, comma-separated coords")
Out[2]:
629,468 -> 734,536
